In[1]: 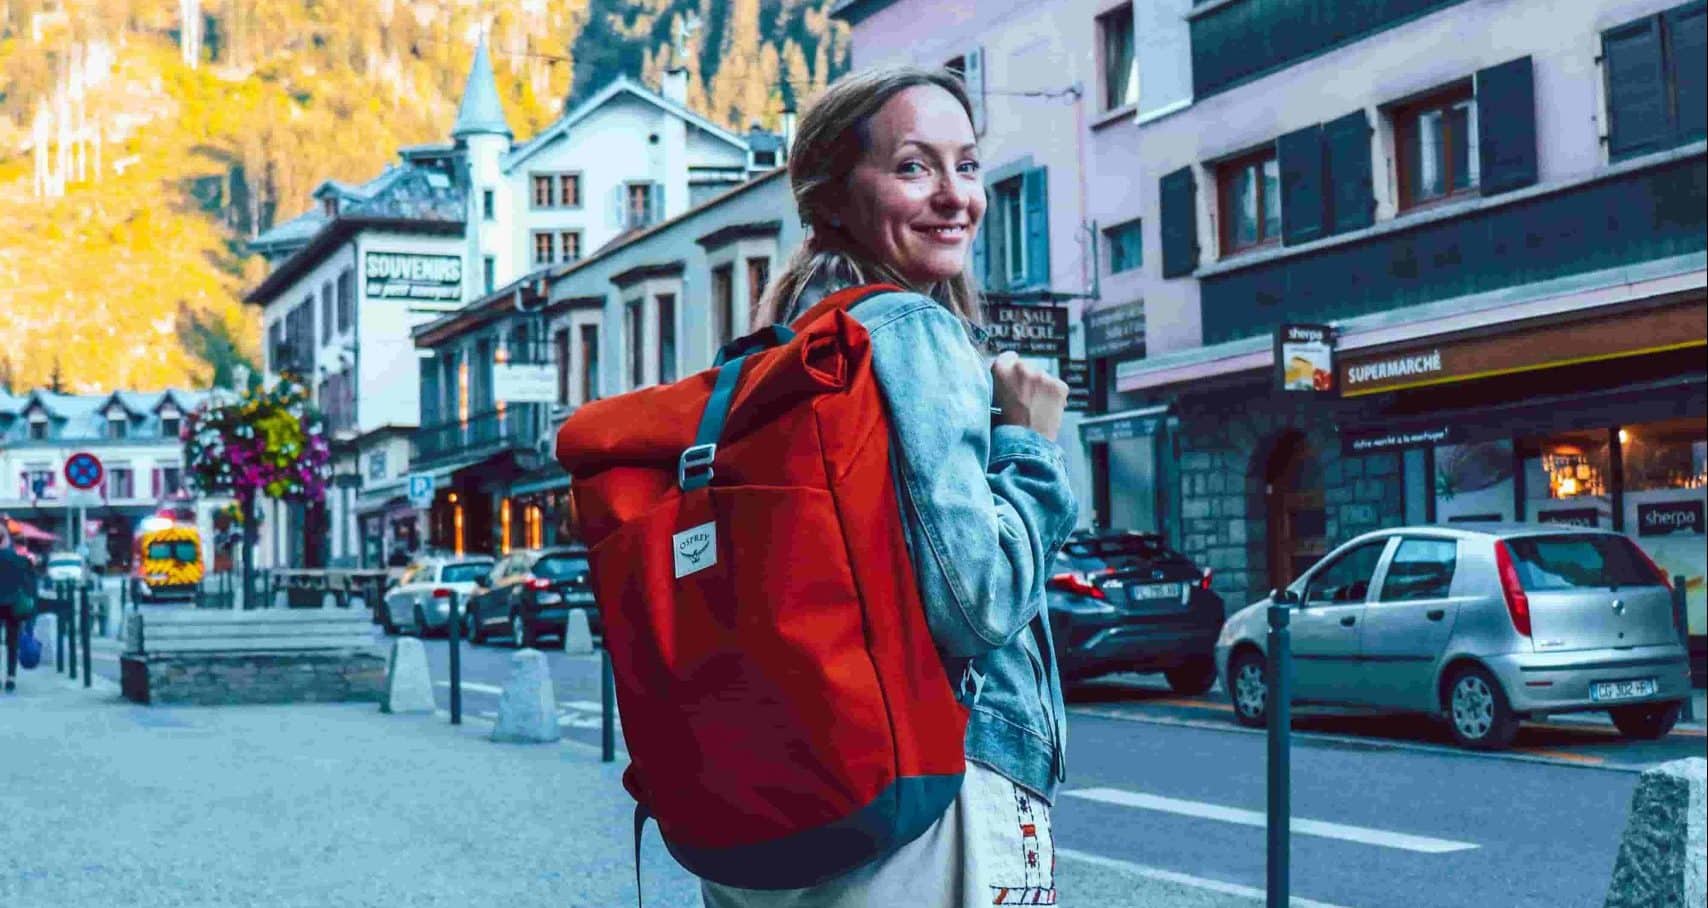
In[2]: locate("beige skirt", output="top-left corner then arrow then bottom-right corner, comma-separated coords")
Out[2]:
700,760 -> 1058,907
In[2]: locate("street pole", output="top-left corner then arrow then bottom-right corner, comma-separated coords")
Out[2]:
65,581 -> 77,682
1266,601 -> 1292,908
448,593 -> 462,726
80,581 -> 92,688
1675,575 -> 1696,723
54,582 -> 65,673
601,646 -> 616,763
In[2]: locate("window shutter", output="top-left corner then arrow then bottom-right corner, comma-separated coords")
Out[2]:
151,469 -> 162,499
1323,109 -> 1375,235
1159,166 -> 1198,278
965,47 -> 987,136
1476,56 -> 1538,195
1604,18 -> 1670,159
420,357 -> 440,426
1667,2 -> 1706,142
1023,167 -> 1051,288
1277,124 -> 1327,245
971,219 -> 989,287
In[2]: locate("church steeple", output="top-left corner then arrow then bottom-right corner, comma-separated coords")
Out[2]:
451,36 -> 512,142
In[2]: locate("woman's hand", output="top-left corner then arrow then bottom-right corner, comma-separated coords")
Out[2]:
990,351 -> 1069,442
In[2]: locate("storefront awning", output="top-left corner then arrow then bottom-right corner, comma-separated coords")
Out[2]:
510,474 -> 570,497
1076,405 -> 1170,445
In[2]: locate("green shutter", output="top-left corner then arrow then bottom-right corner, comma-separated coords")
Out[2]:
1604,17 -> 1670,159
965,47 -> 987,136
1476,56 -> 1538,196
1277,124 -> 1327,245
420,357 -> 440,426
1159,166 -> 1198,278
1323,109 -> 1374,235
971,217 -> 989,288
1667,2 -> 1706,142
1023,167 -> 1050,288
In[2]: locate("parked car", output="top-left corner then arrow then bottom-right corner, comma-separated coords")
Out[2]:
465,546 -> 596,647
1215,524 -> 1693,749
1047,530 -> 1225,693
378,557 -> 494,637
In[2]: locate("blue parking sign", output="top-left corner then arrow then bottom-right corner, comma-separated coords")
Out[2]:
407,474 -> 435,510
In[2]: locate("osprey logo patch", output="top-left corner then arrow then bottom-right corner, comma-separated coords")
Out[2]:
673,522 -> 717,579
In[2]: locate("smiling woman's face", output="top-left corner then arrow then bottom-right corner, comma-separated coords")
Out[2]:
840,84 -> 985,287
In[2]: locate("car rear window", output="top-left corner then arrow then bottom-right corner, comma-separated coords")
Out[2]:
146,542 -> 197,562
441,562 -> 491,583
1062,535 -> 1194,567
1504,535 -> 1659,591
49,557 -> 82,567
533,555 -> 589,580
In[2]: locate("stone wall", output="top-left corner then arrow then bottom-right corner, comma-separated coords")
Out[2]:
1173,387 -> 1404,613
120,651 -> 386,706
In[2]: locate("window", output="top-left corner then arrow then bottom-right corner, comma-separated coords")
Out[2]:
1218,149 -> 1281,254
107,466 -> 134,499
560,231 -> 582,264
626,183 -> 660,228
553,329 -> 571,405
336,268 -> 354,332
1098,4 -> 1138,111
626,299 -> 645,389
1379,538 -> 1458,601
160,415 -> 180,439
367,450 -> 388,482
994,177 -> 1026,285
1505,535 -> 1663,591
753,149 -> 778,168
1304,540 -> 1388,604
1105,219 -> 1142,273
23,467 -> 54,496
28,416 -> 47,440
1434,439 -> 1516,523
656,294 -> 677,384
107,414 -> 128,439
579,324 -> 600,403
712,264 -> 735,347
533,231 -> 556,265
1603,4 -> 1706,160
559,173 -> 581,208
1393,84 -> 1478,210
1621,418 -> 1706,627
161,467 -> 184,496
481,189 -> 495,221
322,197 -> 338,218
483,256 -> 495,293
532,174 -> 554,208
746,257 -> 769,323
1521,429 -> 1612,527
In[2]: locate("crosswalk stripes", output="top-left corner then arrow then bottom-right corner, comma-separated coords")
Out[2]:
1055,848 -> 1352,908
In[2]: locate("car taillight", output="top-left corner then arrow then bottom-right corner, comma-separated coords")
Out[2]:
1200,567 -> 1213,591
526,577 -> 552,591
1628,543 -> 1675,591
1048,571 -> 1105,600
432,588 -> 453,599
1493,541 -> 1531,638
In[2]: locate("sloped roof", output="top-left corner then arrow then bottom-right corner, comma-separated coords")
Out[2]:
451,38 -> 513,140
504,75 -> 749,172
0,389 -> 210,444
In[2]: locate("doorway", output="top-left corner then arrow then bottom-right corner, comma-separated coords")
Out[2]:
1264,431 -> 1327,592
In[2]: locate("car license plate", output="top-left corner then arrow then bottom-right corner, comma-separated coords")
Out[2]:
1129,583 -> 1181,601
1590,678 -> 1657,702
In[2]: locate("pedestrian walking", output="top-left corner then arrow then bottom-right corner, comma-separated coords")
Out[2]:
0,525 -> 42,693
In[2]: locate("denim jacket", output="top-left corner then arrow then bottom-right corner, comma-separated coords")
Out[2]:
808,288 -> 1079,803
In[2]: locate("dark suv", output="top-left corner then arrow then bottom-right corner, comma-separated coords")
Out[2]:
464,546 -> 597,647
1047,530 -> 1226,693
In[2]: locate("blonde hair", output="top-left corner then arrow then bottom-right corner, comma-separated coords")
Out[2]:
754,64 -> 983,328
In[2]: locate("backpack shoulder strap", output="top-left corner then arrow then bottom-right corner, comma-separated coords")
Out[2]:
633,804 -> 651,908
788,283 -> 905,330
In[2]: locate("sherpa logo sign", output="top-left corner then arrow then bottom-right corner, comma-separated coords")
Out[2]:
673,522 -> 717,578
1637,500 -> 1704,537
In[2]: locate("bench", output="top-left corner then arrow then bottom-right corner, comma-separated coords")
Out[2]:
120,609 -> 386,706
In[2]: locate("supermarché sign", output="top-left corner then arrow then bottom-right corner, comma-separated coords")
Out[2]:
364,252 -> 463,302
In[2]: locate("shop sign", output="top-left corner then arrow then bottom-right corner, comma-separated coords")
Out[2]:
1079,412 -> 1163,445
1059,359 -> 1091,412
406,473 -> 436,510
1084,302 -> 1146,359
493,364 -> 558,403
1275,324 -> 1335,394
364,252 -> 463,302
1537,507 -> 1600,528
1340,423 -> 1459,456
1637,500 -> 1705,537
981,303 -> 1069,357
1338,299 -> 1707,397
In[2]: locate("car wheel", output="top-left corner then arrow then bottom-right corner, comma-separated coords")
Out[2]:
1228,650 -> 1268,728
413,605 -> 429,638
1444,665 -> 1519,750
379,600 -> 397,635
1609,701 -> 1683,740
511,612 -> 534,649
1165,656 -> 1218,696
462,610 -> 481,645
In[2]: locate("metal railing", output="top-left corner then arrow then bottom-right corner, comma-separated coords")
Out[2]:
413,405 -> 544,468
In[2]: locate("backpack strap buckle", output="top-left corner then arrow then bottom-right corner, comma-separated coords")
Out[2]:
678,443 -> 717,491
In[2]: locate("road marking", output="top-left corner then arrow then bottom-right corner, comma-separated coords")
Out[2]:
1063,788 -> 1478,854
1055,848 -> 1351,908
1151,696 -> 1234,713
435,681 -> 505,695
1514,748 -> 1604,765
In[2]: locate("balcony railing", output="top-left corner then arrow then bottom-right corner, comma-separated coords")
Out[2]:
413,404 -> 544,470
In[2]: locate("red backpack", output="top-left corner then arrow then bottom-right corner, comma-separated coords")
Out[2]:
555,284 -> 970,890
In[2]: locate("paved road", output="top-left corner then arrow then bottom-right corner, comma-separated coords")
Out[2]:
85,615 -> 1707,907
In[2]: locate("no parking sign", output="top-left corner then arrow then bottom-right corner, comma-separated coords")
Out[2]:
64,451 -> 104,491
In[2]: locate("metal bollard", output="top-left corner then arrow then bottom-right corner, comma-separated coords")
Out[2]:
65,583 -> 77,682
81,583 -> 92,688
601,646 -> 616,763
448,596 -> 463,726
54,584 -> 65,673
1675,576 -> 1696,723
1266,600 -> 1292,908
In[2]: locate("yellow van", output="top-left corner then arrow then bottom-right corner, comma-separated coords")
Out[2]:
132,525 -> 204,601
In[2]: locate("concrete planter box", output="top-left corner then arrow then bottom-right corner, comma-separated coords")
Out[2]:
120,610 -> 384,706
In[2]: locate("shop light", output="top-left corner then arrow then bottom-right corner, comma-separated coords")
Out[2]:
1618,429 -> 1630,445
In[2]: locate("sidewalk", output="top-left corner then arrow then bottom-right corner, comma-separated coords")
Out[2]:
0,669 -> 1263,908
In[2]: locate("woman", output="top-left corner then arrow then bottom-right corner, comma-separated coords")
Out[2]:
702,65 -> 1078,907
0,525 -> 40,692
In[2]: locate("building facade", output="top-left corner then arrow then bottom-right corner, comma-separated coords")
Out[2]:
0,389 -> 224,569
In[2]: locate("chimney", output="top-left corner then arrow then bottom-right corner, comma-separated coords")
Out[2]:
661,67 -> 688,106
780,106 -> 798,160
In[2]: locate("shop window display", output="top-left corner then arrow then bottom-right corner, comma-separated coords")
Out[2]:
1521,430 -> 1613,529
1621,418 -> 1706,641
1433,439 -> 1515,523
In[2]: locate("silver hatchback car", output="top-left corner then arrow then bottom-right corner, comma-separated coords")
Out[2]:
1215,524 -> 1693,749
